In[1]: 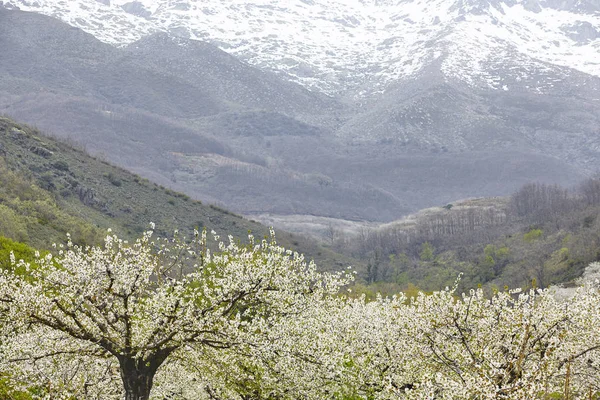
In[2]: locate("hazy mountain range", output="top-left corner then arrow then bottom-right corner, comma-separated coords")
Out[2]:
0,0 -> 598,235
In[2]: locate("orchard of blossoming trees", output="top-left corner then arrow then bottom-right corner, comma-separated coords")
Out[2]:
0,227 -> 599,399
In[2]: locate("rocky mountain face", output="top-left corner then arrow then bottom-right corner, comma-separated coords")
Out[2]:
5,0 -> 600,96
0,1 -> 598,233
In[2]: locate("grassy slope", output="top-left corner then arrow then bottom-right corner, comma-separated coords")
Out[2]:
0,117 -> 358,272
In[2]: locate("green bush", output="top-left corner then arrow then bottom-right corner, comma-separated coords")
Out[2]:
106,172 -> 122,187
524,228 -> 543,243
52,160 -> 69,171
0,204 -> 29,242
0,236 -> 39,273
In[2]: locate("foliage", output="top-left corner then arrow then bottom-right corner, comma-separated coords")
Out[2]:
0,228 -> 351,399
0,227 -> 600,398
0,236 -> 40,274
0,204 -> 29,243
523,228 -> 543,243
0,159 -> 103,248
419,241 -> 434,261
339,181 -> 600,293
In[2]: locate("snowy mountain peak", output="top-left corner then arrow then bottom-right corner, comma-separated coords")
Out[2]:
5,0 -> 600,95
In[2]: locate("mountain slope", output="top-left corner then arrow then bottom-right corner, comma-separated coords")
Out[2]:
0,116 -> 356,271
0,9 -> 225,118
339,67 -> 600,171
0,8 -> 378,218
0,6 -> 594,228
124,33 -> 339,118
6,0 -> 600,96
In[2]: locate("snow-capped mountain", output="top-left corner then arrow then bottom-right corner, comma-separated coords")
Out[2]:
4,0 -> 600,95
0,5 -> 597,227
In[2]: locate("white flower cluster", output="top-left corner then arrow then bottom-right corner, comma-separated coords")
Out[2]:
0,229 -> 598,399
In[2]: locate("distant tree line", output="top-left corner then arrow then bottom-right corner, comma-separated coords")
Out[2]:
331,176 -> 600,293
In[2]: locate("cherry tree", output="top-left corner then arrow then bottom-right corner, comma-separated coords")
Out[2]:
2,225 -> 599,399
0,227 -> 350,400
176,295 -> 352,399
173,277 -> 600,400
0,326 -> 121,398
330,280 -> 600,399
225,278 -> 600,400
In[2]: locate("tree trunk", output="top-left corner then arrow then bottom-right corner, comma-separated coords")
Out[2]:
118,356 -> 159,400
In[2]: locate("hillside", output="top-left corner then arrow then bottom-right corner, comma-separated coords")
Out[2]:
339,183 -> 600,295
0,6 -> 592,231
1,1 -> 600,398
0,116 -> 356,271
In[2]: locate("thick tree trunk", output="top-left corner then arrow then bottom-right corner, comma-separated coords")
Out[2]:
118,356 -> 159,400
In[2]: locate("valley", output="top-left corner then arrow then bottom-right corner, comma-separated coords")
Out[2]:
1,2 -> 597,237
0,2 -> 600,396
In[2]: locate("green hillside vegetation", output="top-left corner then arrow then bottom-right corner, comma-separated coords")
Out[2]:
0,116 -> 356,271
2,114 -> 598,297
341,183 -> 600,295
0,157 -> 103,247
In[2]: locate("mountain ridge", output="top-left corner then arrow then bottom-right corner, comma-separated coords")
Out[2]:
0,6 -> 596,231
5,0 -> 600,97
